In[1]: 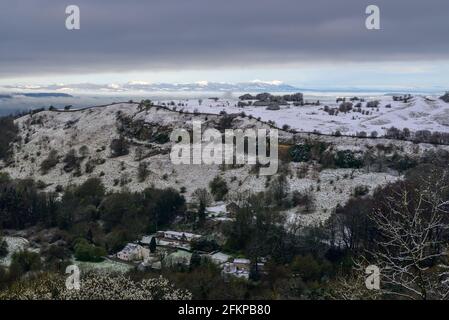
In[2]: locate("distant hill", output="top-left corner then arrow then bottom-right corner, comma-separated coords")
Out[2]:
3,101 -> 444,225
121,81 -> 300,92
17,93 -> 73,98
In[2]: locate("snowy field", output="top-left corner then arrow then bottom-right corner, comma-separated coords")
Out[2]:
156,95 -> 449,136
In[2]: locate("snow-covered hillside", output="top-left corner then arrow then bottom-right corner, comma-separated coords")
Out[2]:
1,101 -> 448,225
156,95 -> 449,136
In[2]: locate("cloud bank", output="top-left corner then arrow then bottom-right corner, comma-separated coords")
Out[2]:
1,0 -> 448,77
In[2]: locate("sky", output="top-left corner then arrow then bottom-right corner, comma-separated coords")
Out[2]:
1,0 -> 449,90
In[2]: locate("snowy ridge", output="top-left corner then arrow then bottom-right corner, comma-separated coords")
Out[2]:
155,95 -> 449,137
1,101 -> 448,225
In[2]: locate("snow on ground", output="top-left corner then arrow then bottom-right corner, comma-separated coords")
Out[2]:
206,202 -> 227,215
235,165 -> 398,225
157,95 -> 449,136
0,236 -> 38,267
1,99 -> 447,226
286,169 -> 397,225
73,257 -> 134,273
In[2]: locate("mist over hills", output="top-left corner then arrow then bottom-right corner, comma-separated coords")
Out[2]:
0,80 -> 447,116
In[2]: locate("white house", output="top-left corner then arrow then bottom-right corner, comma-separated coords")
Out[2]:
222,258 -> 252,280
116,243 -> 150,262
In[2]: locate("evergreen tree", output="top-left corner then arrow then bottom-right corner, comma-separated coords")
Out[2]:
249,262 -> 261,281
149,236 -> 157,253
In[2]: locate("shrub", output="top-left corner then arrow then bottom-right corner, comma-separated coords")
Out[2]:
74,239 -> 106,262
9,250 -> 42,278
63,149 -> 80,173
209,176 -> 228,201
334,150 -> 363,169
289,144 -> 311,162
85,159 -> 96,173
110,137 -> 129,158
366,100 -> 380,108
79,145 -> 89,158
216,114 -> 235,132
40,150 -> 59,174
292,190 -> 315,213
137,162 -> 149,182
339,102 -> 353,113
385,126 -> 403,139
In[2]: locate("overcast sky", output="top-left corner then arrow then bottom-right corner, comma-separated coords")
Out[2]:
1,0 -> 448,89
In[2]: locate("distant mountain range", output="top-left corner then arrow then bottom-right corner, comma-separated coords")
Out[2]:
0,92 -> 73,99
127,81 -> 302,92
19,93 -> 73,98
1,81 -> 300,94
1,81 -> 446,96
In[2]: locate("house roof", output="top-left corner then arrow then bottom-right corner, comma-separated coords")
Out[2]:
119,243 -> 140,253
211,252 -> 231,263
140,235 -> 155,244
160,230 -> 201,239
233,258 -> 251,264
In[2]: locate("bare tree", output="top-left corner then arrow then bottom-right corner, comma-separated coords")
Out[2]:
192,188 -> 213,222
328,267 -> 382,300
268,173 -> 290,207
367,172 -> 449,300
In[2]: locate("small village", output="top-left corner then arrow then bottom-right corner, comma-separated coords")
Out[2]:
108,197 -> 263,280
114,228 -> 265,280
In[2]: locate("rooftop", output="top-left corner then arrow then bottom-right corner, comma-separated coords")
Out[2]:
234,258 -> 251,264
160,230 -> 202,239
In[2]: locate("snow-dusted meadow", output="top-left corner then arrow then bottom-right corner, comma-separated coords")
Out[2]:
156,95 -> 449,136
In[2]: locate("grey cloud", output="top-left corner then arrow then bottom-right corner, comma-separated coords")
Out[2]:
0,0 -> 448,77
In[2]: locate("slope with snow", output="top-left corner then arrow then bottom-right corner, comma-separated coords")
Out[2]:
1,101 -> 448,225
157,95 -> 449,136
